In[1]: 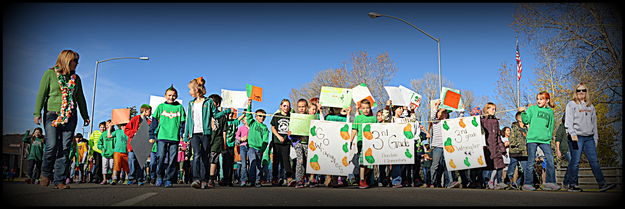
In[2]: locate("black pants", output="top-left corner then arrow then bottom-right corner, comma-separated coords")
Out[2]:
412,154 -> 422,183
221,147 -> 235,184
272,143 -> 293,179
92,152 -> 102,182
28,159 -> 43,180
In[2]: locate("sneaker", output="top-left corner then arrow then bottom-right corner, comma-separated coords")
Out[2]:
392,183 -> 403,188
599,184 -> 616,192
494,183 -> 507,190
358,180 -> 369,189
65,178 -> 71,185
240,182 -> 247,187
138,181 -> 145,186
295,182 -> 305,188
110,180 -> 117,185
255,182 -> 262,188
540,183 -> 561,191
155,178 -> 163,187
522,184 -> 536,191
191,180 -> 201,189
447,181 -> 460,188
487,181 -> 495,189
207,180 -> 215,188
567,185 -> 583,192
164,181 -> 173,188
150,179 -> 156,185
34,179 -> 40,185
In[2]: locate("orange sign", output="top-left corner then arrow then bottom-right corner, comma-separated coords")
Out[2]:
111,108 -> 131,125
443,90 -> 461,109
246,84 -> 263,102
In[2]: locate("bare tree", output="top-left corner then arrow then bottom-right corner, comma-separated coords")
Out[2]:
290,51 -> 398,118
493,63 -> 534,125
410,72 -> 454,125
513,3 -> 622,166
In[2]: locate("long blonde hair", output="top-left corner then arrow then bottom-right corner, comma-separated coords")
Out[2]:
51,50 -> 79,75
482,102 -> 497,116
188,77 -> 206,97
573,83 -> 592,107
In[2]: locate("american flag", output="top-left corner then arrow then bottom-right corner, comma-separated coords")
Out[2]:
515,40 -> 522,81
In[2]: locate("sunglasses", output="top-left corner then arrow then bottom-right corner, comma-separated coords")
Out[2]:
257,115 -> 266,118
576,89 -> 587,92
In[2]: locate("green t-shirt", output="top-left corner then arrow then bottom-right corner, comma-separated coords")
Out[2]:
226,119 -> 241,147
211,116 -> 228,152
521,105 -> 555,144
325,114 -> 347,122
352,114 -> 377,142
112,129 -> 128,153
153,102 -> 186,142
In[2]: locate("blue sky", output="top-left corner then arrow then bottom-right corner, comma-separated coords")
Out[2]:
3,3 -> 539,135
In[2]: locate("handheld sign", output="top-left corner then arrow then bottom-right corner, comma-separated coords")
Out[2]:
352,83 -> 376,108
246,84 -> 263,102
440,116 -> 487,171
221,89 -> 248,109
319,86 -> 352,108
111,108 -> 130,125
439,87 -> 464,112
288,113 -> 316,136
130,117 -> 151,166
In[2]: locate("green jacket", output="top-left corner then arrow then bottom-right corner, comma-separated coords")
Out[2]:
22,130 -> 45,161
521,105 -> 555,144
508,122 -> 528,158
184,97 -> 231,140
97,133 -> 115,158
246,103 -> 269,151
34,69 -> 89,120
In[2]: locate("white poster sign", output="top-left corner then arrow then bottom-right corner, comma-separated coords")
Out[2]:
360,122 -> 418,165
440,116 -> 487,171
306,120 -> 356,176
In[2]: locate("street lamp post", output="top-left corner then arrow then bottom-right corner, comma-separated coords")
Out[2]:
368,12 -> 442,92
89,57 -> 149,134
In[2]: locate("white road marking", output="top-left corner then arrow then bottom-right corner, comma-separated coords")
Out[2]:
111,192 -> 157,206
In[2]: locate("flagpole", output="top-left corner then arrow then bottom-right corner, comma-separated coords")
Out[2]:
516,36 -> 521,108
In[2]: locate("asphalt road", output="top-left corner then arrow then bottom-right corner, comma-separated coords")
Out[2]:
3,182 -> 621,206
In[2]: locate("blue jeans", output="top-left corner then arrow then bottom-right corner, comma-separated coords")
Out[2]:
41,111 -> 77,185
190,133 -> 210,182
564,135 -> 606,186
525,143 -> 556,185
239,145 -> 249,183
391,165 -> 402,185
430,147 -> 450,187
507,156 -> 528,186
157,141 -> 179,182
247,147 -> 261,184
149,152 -> 158,180
128,151 -> 144,182
422,167 -> 431,185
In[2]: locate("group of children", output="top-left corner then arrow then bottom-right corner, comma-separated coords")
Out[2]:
21,78 -> 609,192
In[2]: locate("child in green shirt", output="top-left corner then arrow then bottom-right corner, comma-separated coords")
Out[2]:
350,99 -> 377,189
518,91 -> 560,191
152,85 -> 186,188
